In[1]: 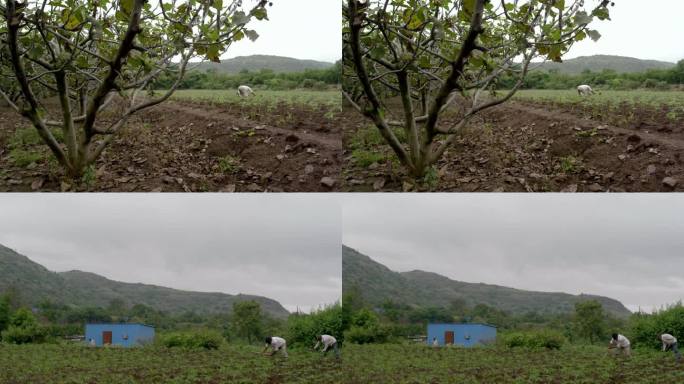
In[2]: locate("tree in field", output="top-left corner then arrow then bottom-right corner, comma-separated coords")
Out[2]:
573,300 -> 605,343
343,0 -> 613,178
231,300 -> 262,344
0,0 -> 272,178
0,294 -> 11,337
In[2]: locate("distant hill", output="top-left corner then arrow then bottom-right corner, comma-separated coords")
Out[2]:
191,55 -> 335,74
0,244 -> 290,318
534,55 -> 675,74
343,245 -> 631,318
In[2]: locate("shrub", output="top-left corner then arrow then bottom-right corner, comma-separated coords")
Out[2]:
502,329 -> 566,350
287,303 -> 343,347
1,324 -> 47,344
160,329 -> 224,350
630,303 -> 684,349
344,324 -> 388,344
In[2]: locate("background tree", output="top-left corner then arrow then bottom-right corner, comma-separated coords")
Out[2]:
343,0 -> 613,178
573,300 -> 605,343
231,300 -> 262,344
0,294 -> 10,338
0,0 -> 272,178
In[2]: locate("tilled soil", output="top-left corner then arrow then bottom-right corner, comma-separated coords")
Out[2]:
0,100 -> 342,192
342,101 -> 684,192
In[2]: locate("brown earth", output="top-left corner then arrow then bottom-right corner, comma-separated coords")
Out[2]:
0,100 -> 342,192
342,100 -> 684,192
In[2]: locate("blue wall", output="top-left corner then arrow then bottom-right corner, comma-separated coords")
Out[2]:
426,323 -> 496,347
85,323 -> 155,347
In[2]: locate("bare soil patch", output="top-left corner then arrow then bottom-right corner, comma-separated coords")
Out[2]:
342,101 -> 684,192
0,99 -> 342,192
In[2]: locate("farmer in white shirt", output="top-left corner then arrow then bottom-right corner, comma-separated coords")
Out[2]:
432,337 -> 439,347
660,333 -> 681,362
262,336 -> 288,358
608,333 -> 631,356
314,334 -> 339,358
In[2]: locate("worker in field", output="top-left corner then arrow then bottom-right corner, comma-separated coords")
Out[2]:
432,337 -> 439,347
660,333 -> 682,363
262,336 -> 288,358
608,333 -> 631,357
314,334 -> 340,358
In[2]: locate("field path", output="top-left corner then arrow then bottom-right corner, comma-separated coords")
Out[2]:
507,101 -> 684,150
161,101 -> 341,150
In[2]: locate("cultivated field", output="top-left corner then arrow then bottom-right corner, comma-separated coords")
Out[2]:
342,344 -> 684,384
0,89 -> 342,192
0,344 -> 342,384
343,89 -> 684,192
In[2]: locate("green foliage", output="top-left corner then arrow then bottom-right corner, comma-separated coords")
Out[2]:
8,148 -> 43,167
343,343 -> 682,383
559,155 -> 581,173
153,65 -> 340,91
343,309 -> 388,344
160,329 -> 224,350
231,301 -> 262,344
0,295 -> 11,338
287,304 -> 343,347
218,155 -> 242,174
500,59 -> 684,90
502,329 -> 566,350
630,304 -> 684,350
573,301 -> 606,344
0,344 -> 343,383
1,308 -> 47,344
351,149 -> 384,168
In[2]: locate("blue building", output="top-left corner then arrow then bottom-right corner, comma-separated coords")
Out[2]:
427,323 -> 496,347
85,323 -> 155,347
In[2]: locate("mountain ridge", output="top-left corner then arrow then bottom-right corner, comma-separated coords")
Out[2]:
192,54 -> 335,73
342,245 -> 631,318
0,244 -> 290,318
534,54 -> 676,74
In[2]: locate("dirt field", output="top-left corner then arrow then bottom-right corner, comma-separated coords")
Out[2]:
342,94 -> 684,192
0,91 -> 342,192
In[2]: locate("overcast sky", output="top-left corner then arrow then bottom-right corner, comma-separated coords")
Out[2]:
343,194 -> 684,313
222,0 -> 340,63
0,195 -> 341,313
564,0 -> 683,62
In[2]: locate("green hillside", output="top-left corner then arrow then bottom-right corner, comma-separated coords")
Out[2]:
342,245 -> 631,318
192,54 -> 334,73
0,244 -> 289,318
535,55 -> 675,74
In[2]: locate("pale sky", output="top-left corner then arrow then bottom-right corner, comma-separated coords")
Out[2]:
0,195 -> 341,313
223,0 -> 341,63
343,194 -> 684,314
564,0 -> 683,62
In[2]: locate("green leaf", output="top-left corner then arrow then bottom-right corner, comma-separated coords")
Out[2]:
592,7 -> 610,21
574,11 -> 593,25
232,11 -> 250,26
120,0 -> 134,16
251,7 -> 268,21
554,0 -> 565,11
244,30 -> 259,42
586,29 -> 601,42
458,0 -> 476,22
206,44 -> 220,63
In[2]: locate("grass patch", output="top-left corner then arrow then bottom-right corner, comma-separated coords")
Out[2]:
218,155 -> 242,174
351,149 -> 384,168
559,155 -> 581,173
8,148 -> 43,167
